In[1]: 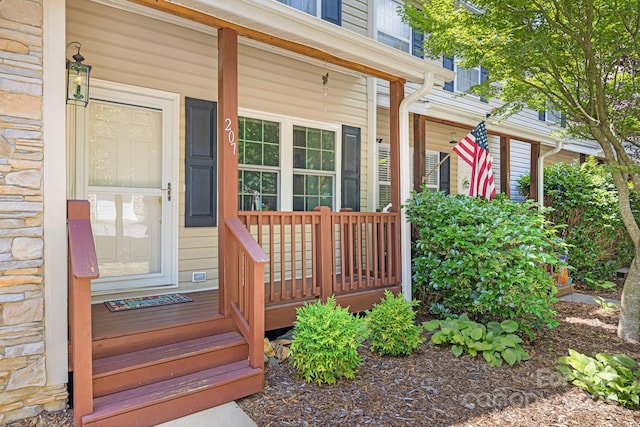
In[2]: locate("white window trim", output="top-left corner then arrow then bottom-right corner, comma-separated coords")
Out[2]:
239,108 -> 342,211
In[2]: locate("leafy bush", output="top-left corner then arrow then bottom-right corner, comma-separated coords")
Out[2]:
289,296 -> 365,385
518,158 -> 635,283
423,315 -> 529,366
406,190 -> 562,335
366,290 -> 425,356
557,349 -> 640,409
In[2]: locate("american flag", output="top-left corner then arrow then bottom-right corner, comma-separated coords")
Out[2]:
452,120 -> 496,200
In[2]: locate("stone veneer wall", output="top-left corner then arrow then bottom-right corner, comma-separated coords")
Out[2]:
0,0 -> 68,423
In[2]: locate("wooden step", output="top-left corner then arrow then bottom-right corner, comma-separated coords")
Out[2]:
82,360 -> 263,427
93,332 -> 248,397
92,316 -> 235,359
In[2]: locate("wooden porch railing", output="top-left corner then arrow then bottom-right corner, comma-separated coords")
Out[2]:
225,218 -> 268,369
238,207 -> 400,305
67,200 -> 100,427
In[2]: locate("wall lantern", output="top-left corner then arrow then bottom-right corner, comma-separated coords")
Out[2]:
449,132 -> 458,144
66,42 -> 91,107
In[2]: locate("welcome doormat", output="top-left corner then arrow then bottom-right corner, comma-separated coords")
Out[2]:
104,293 -> 193,312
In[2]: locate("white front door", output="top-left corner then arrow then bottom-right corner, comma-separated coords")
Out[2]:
77,81 -> 179,294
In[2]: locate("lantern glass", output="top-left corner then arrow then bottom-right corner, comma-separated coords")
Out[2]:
66,60 -> 91,107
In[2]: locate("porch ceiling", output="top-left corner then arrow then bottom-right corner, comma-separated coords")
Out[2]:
115,0 -> 454,85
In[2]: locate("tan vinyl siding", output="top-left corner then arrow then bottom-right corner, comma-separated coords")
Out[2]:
67,0 -> 370,296
342,0 -> 369,35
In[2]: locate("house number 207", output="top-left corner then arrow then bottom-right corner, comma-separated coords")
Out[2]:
224,118 -> 236,155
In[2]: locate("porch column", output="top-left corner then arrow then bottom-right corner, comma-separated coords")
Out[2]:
389,80 -> 403,212
413,115 -> 426,192
529,141 -> 540,202
218,27 -> 239,315
499,136 -> 511,198
389,80 -> 404,283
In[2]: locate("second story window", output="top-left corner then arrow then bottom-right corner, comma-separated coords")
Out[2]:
377,0 -> 411,53
277,0 -> 342,26
278,0 -> 317,15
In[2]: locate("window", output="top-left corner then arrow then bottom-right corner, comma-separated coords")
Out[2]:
377,0 -> 411,53
456,65 -> 481,93
276,0 -> 342,25
278,0 -> 317,15
377,144 -> 391,211
424,151 -> 440,191
443,56 -> 488,101
238,114 -> 339,212
238,117 -> 280,211
293,125 -> 336,211
378,146 -> 442,210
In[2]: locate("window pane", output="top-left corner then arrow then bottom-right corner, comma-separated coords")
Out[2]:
264,121 -> 280,143
263,143 -> 279,167
308,128 -> 321,149
306,149 -> 321,170
245,118 -> 262,141
238,169 -> 279,211
322,151 -> 334,171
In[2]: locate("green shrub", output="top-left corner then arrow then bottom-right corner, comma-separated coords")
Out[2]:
289,296 -> 365,385
406,190 -> 562,336
424,315 -> 530,367
557,349 -> 640,409
366,290 -> 425,356
518,157 -> 636,283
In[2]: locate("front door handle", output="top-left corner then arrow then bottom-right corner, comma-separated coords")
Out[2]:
161,182 -> 171,201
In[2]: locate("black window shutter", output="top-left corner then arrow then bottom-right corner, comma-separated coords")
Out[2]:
411,30 -> 424,58
185,97 -> 217,227
321,0 -> 342,26
443,56 -> 454,92
560,113 -> 567,128
439,152 -> 450,195
341,125 -> 361,211
538,110 -> 546,121
479,66 -> 489,103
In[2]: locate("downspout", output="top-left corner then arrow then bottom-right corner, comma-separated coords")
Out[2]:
537,139 -> 563,209
399,72 -> 435,301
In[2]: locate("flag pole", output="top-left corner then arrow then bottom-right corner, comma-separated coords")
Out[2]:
423,153 -> 450,183
422,109 -> 496,185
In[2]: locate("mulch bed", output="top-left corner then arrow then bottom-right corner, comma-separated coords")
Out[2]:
237,300 -> 640,426
9,296 -> 640,426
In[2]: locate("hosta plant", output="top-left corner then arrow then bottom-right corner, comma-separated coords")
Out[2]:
557,349 -> 640,409
423,315 -> 529,367
289,296 -> 365,385
366,290 -> 425,356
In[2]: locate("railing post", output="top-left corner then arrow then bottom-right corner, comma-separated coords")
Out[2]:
67,200 -> 99,427
314,206 -> 333,301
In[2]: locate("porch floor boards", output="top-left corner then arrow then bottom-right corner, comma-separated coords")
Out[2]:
92,290 -> 221,341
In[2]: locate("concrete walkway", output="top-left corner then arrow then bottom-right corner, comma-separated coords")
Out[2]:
559,292 -> 620,306
155,402 -> 257,427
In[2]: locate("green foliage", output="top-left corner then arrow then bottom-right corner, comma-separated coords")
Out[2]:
406,190 -> 561,336
289,296 -> 365,385
518,158 -> 635,283
593,296 -> 621,313
424,315 -> 530,367
365,291 -> 425,356
557,349 -> 640,409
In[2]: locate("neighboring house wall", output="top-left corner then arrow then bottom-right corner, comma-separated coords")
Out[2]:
0,0 -> 67,423
67,0 -> 370,299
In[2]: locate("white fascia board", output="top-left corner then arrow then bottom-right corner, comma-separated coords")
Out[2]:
123,0 -> 454,85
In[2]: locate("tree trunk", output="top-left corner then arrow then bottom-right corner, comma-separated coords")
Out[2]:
618,252 -> 640,342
